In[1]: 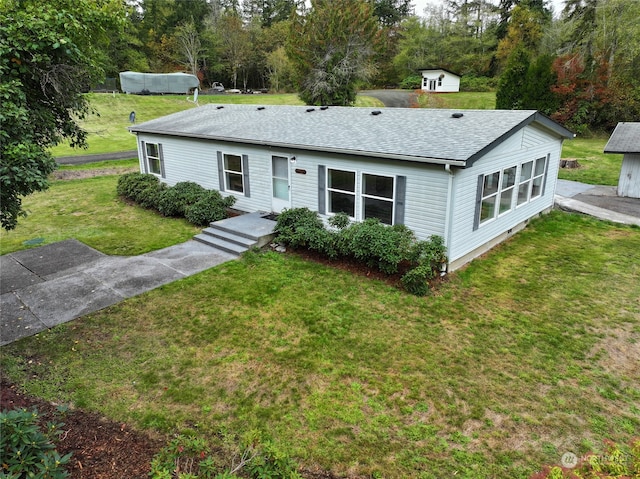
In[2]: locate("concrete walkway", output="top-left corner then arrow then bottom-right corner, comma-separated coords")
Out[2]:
555,179 -> 640,227
1,240 -> 235,346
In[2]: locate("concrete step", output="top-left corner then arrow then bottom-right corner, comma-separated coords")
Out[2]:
200,226 -> 257,248
193,233 -> 250,256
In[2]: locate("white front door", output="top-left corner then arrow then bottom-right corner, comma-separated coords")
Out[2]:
271,155 -> 291,213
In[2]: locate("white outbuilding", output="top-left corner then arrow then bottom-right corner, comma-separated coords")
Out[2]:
418,68 -> 460,93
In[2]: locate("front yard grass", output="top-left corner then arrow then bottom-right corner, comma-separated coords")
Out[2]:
2,206 -> 639,477
558,136 -> 622,186
0,162 -> 199,255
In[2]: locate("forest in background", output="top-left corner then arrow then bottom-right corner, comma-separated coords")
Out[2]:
102,0 -> 640,133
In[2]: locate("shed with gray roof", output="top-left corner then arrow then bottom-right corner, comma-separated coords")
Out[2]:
130,104 -> 573,270
604,122 -> 640,198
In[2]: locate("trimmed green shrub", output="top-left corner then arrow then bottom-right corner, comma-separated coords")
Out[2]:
137,182 -> 169,210
185,191 -> 236,226
328,212 -> 350,230
0,408 -> 72,478
401,264 -> 433,296
117,173 -> 159,200
273,208 -> 325,249
157,181 -> 206,217
337,219 -> 415,274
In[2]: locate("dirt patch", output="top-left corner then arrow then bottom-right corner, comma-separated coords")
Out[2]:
52,167 -> 138,180
1,378 -> 350,478
591,325 -> 640,378
0,378 -> 164,478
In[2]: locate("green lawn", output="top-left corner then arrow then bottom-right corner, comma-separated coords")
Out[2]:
0,161 -> 199,255
558,136 -> 622,186
1,166 -> 639,478
416,91 -> 497,110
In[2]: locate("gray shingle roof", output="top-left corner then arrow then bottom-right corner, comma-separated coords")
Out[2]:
604,122 -> 640,154
129,104 -> 573,167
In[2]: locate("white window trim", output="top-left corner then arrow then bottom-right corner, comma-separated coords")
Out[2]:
530,157 -> 546,200
146,143 -> 161,176
479,166 -> 517,226
326,168 -> 357,218
516,156 -> 546,208
497,166 -> 517,218
361,172 -> 396,225
223,153 -> 244,194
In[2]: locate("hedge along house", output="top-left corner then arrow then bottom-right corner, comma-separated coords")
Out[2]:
418,68 -> 461,93
129,104 -> 573,270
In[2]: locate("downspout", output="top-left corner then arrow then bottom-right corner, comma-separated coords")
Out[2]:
443,164 -> 455,271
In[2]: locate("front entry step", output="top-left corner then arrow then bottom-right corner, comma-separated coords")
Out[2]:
194,227 -> 256,256
193,212 -> 277,256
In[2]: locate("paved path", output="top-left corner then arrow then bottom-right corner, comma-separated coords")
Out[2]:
56,150 -> 138,165
360,89 -> 418,108
0,240 -> 235,346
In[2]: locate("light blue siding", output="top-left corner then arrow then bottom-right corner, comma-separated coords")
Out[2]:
447,125 -> 564,264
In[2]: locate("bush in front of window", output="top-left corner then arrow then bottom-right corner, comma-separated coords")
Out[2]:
185,191 -> 237,226
157,181 -> 206,217
116,174 -> 235,226
273,208 -> 447,295
337,219 -> 415,275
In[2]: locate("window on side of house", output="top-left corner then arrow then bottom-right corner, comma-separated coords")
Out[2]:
499,166 -> 517,215
145,143 -> 162,176
517,156 -> 546,206
517,160 -> 533,206
479,165 -> 517,225
531,156 -> 546,200
327,168 -> 356,217
224,153 -> 244,193
480,170 -> 500,224
362,173 -> 394,225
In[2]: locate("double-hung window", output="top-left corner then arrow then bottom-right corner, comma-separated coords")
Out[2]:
362,173 -> 394,225
224,154 -> 244,193
327,168 -> 356,217
145,143 -> 162,176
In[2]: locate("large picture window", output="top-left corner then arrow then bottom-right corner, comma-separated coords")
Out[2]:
224,153 -> 244,193
362,173 -> 394,225
327,168 -> 356,217
145,143 -> 162,176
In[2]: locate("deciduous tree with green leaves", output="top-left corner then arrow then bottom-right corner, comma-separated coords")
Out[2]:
0,0 -> 124,230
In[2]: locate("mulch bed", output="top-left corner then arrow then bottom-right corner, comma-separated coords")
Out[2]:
0,378 -> 164,478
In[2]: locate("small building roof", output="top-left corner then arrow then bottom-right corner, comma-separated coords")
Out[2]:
417,68 -> 461,77
604,122 -> 640,154
130,104 -> 573,167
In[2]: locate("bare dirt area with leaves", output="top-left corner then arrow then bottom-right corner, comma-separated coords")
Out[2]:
51,166 -> 138,181
1,378 -> 164,478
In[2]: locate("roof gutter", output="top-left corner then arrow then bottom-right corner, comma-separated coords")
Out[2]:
128,129 -> 468,167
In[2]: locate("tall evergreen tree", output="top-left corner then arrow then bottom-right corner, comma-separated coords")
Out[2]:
495,44 -> 530,109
